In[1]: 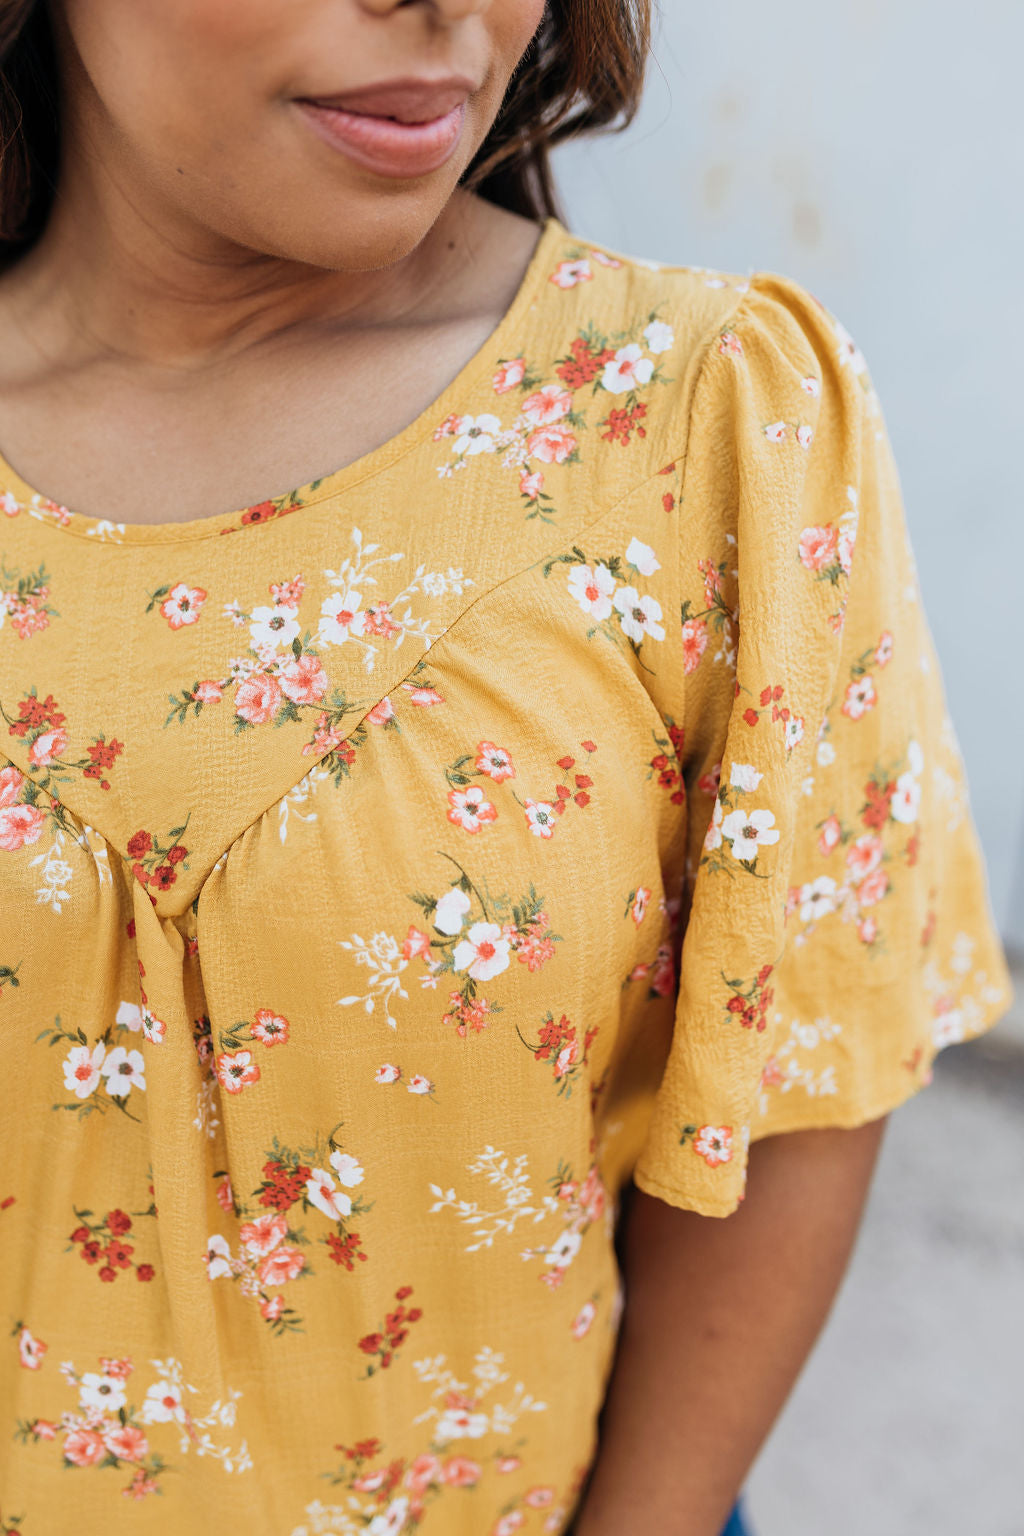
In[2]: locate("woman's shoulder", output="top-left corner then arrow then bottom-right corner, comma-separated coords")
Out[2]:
546,217 -> 868,407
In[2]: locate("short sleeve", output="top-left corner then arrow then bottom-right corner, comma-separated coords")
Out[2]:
632,272 -> 1013,1217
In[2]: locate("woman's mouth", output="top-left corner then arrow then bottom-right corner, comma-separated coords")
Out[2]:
295,84 -> 469,179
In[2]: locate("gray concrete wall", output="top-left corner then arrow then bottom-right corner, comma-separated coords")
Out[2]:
552,0 -> 1024,948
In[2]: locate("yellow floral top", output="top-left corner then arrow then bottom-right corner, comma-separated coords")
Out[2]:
0,215 -> 1010,1534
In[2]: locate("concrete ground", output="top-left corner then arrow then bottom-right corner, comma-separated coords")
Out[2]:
745,974 -> 1024,1536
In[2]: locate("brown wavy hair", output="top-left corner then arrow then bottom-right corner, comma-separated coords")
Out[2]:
0,0 -> 652,254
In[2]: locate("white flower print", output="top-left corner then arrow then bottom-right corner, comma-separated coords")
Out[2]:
601,343 -> 654,394
567,562 -> 616,621
834,318 -> 867,376
763,421 -> 787,443
79,1370 -> 128,1414
703,800 -> 724,852
407,1074 -> 433,1095
891,769 -> 922,824
141,1379 -> 188,1424
625,536 -> 660,576
100,1046 -> 146,1097
205,1234 -> 234,1281
642,320 -> 675,354
62,1042 -> 106,1099
613,586 -> 665,644
720,808 -> 780,863
367,1496 -> 411,1536
524,799 -> 557,839
306,1168 -> 353,1222
328,1150 -> 364,1188
452,922 -> 511,982
842,675 -> 876,720
249,603 -> 300,650
317,590 -> 366,647
453,414 -> 502,455
801,375 -> 821,396
799,876 -> 839,924
545,1230 -> 582,1270
434,887 -> 471,936
729,762 -> 763,793
549,258 -> 591,288
375,1063 -> 401,1084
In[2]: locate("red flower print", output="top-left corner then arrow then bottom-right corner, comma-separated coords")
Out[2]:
215,1050 -> 261,1094
136,1264 -> 155,1282
127,830 -> 152,859
106,1209 -> 132,1236
250,1008 -> 290,1046
158,583 -> 207,630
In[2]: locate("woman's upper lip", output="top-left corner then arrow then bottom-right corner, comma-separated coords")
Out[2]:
297,76 -> 478,124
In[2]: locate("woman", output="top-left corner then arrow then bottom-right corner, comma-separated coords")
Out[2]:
0,2 -> 1010,1534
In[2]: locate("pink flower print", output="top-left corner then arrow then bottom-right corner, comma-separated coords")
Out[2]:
0,762 -> 25,805
567,561 -> 616,621
215,1048 -> 261,1094
818,815 -> 842,857
496,1456 -> 521,1474
549,258 -> 591,288
875,630 -> 894,666
103,1423 -> 149,1463
0,802 -> 46,850
602,343 -> 654,394
444,1456 -> 482,1487
571,1302 -> 596,1340
693,1124 -> 733,1167
631,886 -> 651,926
842,675 -> 876,720
494,1509 -> 527,1533
250,1008 -> 290,1046
280,654 -> 328,705
524,799 -> 556,839
257,1244 -> 306,1286
363,600 -> 401,640
447,784 -> 497,834
235,673 -> 282,725
260,1295 -> 284,1321
366,697 -> 396,726
318,589 -> 366,646
590,247 -> 622,268
269,575 -> 306,607
403,683 -> 445,707
650,943 -> 675,997
525,423 -> 576,464
452,921 -> 511,982
681,616 -> 708,674
63,1427 -> 107,1467
519,469 -> 544,498
525,1486 -> 555,1508
799,524 -> 839,572
18,1325 -> 47,1369
406,1454 -> 444,1494
160,582 -> 206,630
27,725 -> 67,768
216,1174 -> 234,1211
858,868 -> 889,907
192,680 -> 223,703
859,916 -> 879,945
718,329 -> 744,357
521,384 -> 573,426
239,1212 -> 289,1258
846,833 -> 883,881
475,741 -> 515,781
302,712 -> 346,757
493,357 -> 525,393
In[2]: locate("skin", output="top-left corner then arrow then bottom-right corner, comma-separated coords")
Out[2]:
0,2 -> 892,1525
0,0 -> 547,524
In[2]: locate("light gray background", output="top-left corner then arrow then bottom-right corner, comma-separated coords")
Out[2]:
552,0 -> 1024,952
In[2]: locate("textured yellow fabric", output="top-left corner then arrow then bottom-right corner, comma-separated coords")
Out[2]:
0,216 -> 1010,1532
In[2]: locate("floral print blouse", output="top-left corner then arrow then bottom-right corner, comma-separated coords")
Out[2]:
0,215 -> 1010,1535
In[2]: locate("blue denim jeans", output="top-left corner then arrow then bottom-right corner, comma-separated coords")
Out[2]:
720,1498 -> 753,1536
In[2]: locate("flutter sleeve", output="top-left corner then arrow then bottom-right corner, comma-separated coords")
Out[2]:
632,271 -> 1013,1216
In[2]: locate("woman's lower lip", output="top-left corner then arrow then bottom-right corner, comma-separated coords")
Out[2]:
296,99 -> 466,178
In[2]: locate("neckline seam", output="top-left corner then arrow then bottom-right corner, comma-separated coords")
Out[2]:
0,214 -> 564,547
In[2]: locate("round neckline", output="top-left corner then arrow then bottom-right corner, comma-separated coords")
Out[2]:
0,214 -> 565,547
